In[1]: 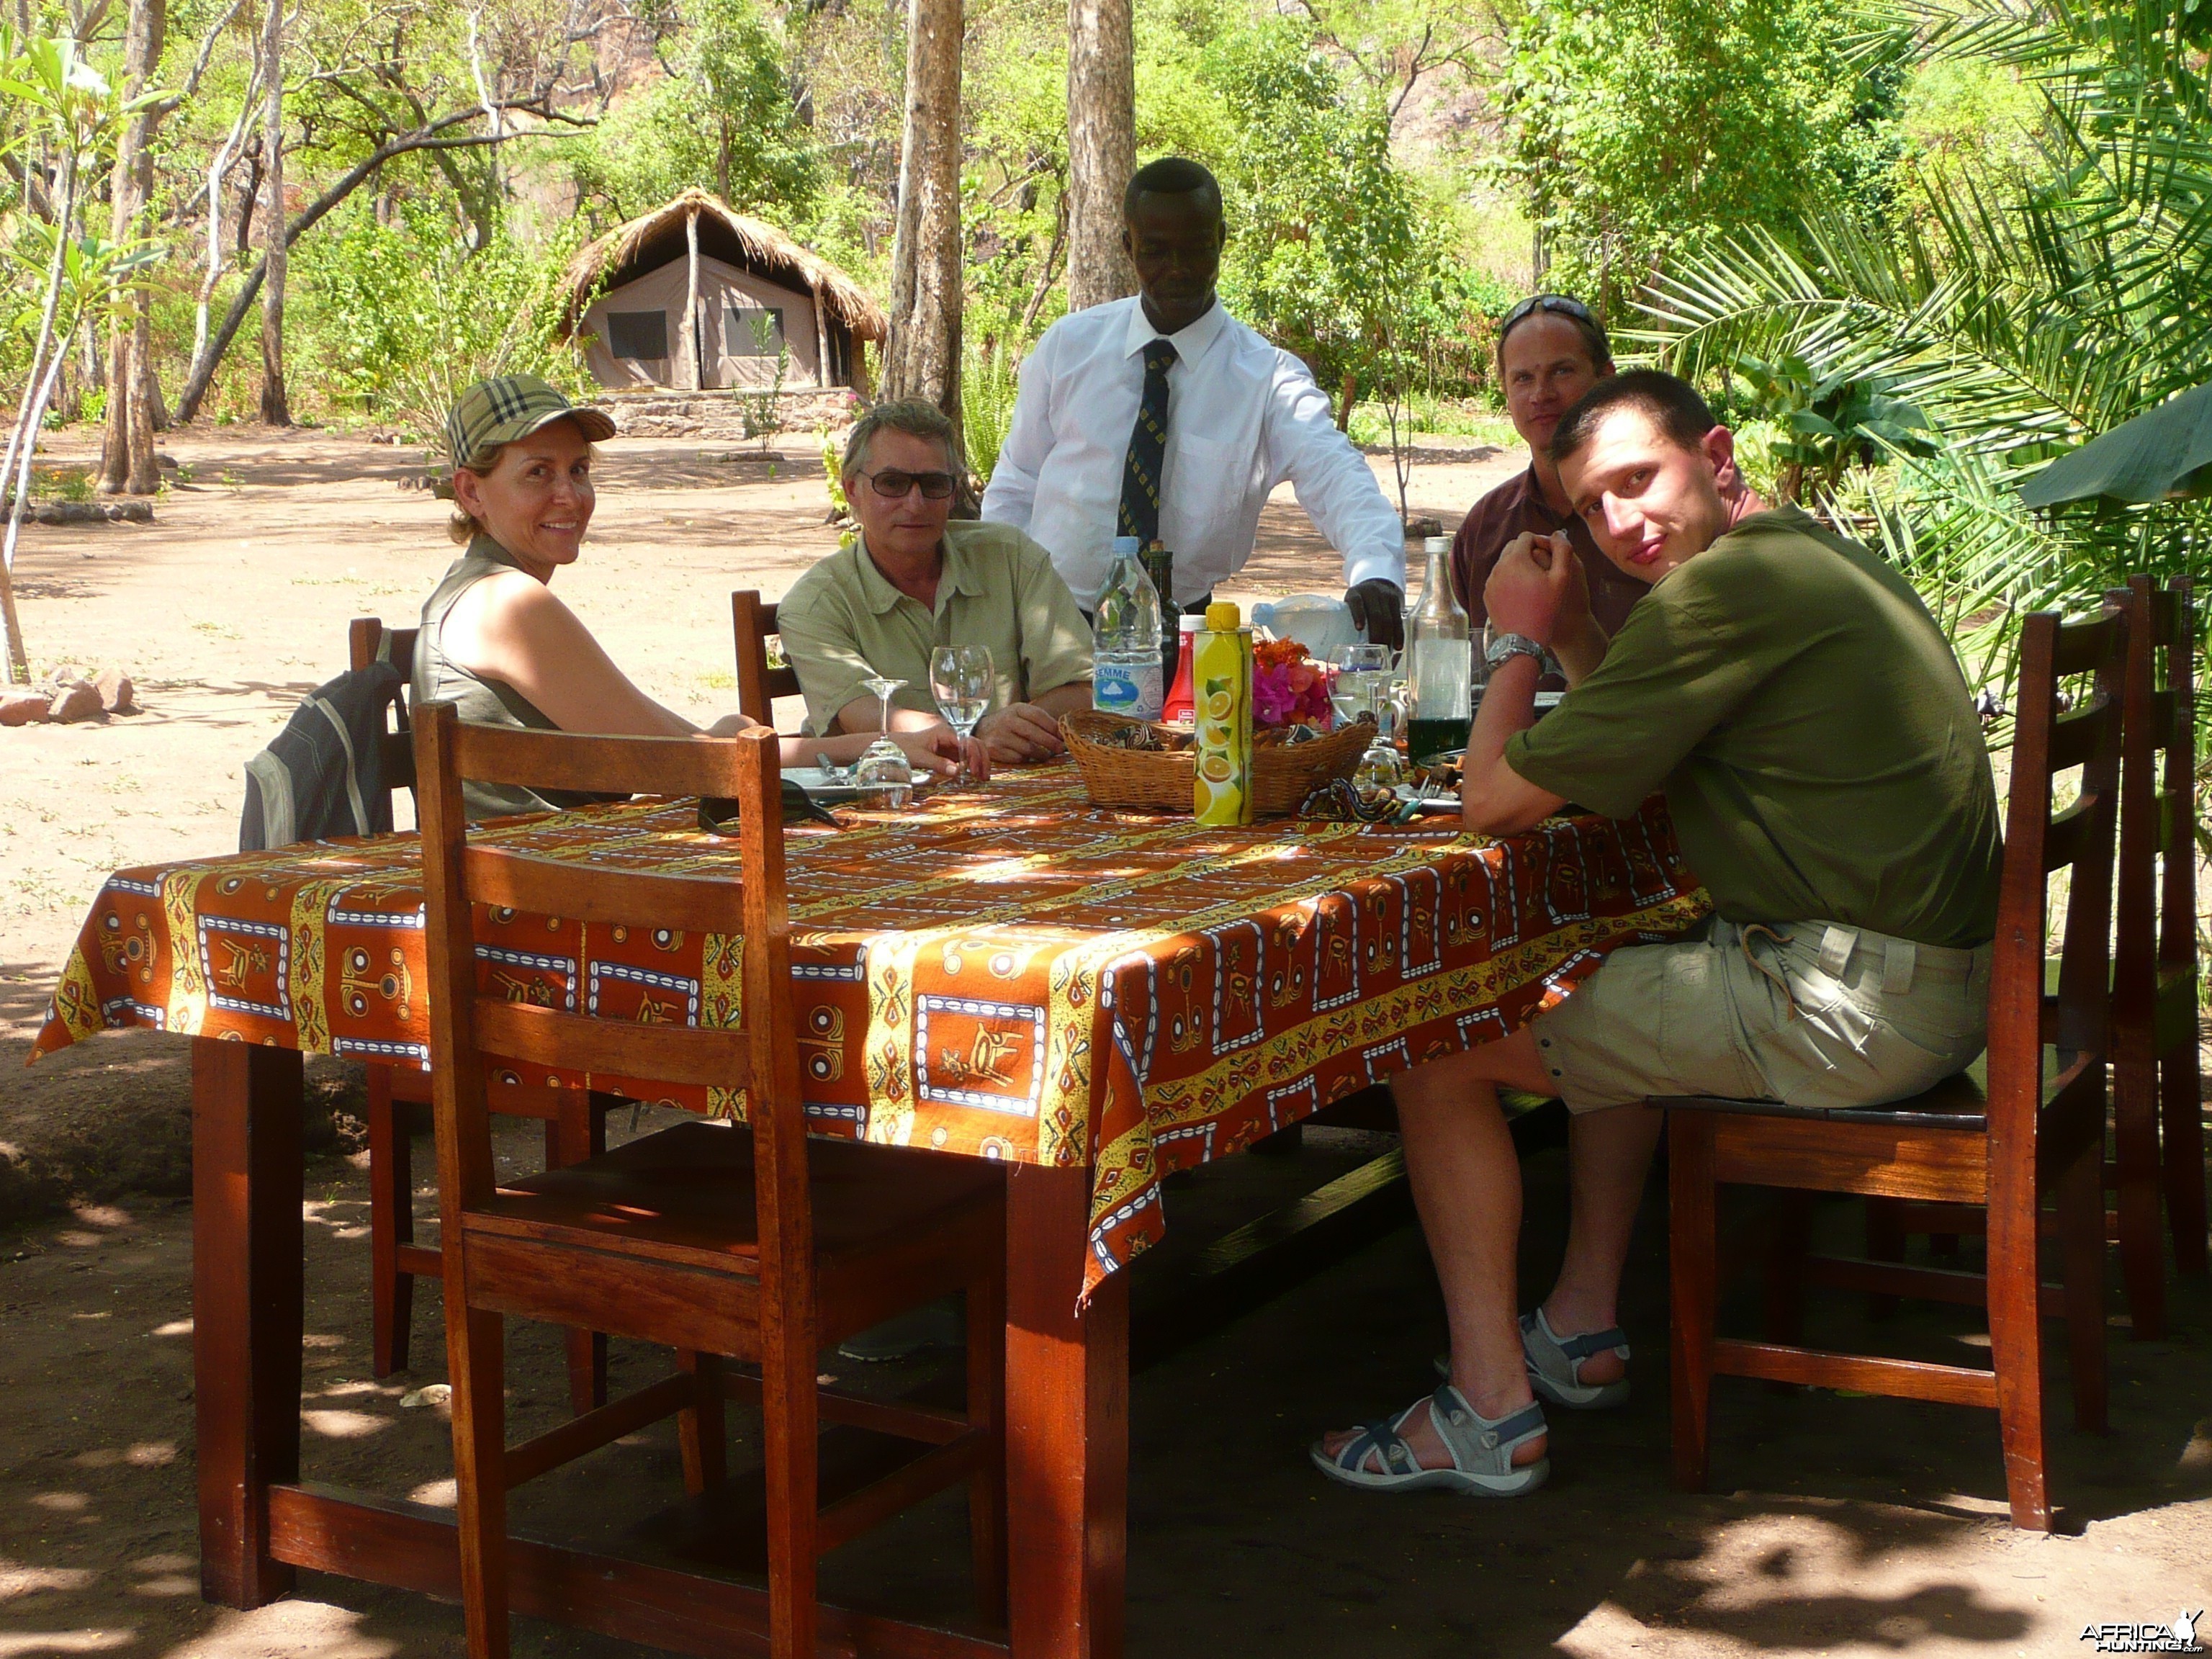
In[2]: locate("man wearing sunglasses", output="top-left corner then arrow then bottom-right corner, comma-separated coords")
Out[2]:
981,156 -> 1407,647
1449,295 -> 1645,682
778,399 -> 1095,764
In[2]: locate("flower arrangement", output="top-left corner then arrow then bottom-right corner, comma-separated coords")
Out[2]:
1252,637 -> 1334,730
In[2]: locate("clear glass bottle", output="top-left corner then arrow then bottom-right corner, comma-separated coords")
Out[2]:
1092,536 -> 1165,721
1402,536 -> 1471,765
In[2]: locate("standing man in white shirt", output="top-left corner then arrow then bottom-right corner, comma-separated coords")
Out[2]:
981,156 -> 1407,647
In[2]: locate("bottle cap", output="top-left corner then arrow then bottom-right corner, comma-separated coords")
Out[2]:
1423,536 -> 1452,555
1204,601 -> 1241,630
1110,536 -> 1141,559
1178,610 -> 1203,631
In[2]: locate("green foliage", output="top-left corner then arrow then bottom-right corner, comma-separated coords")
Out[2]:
566,0 -> 819,227
1496,0 -> 1902,311
291,203 -> 592,436
1722,353 -> 1934,503
962,338 -> 1020,487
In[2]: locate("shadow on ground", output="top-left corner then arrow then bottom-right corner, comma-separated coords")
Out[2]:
1,1103 -> 2206,1658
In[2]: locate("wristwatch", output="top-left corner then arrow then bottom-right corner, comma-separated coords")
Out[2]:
1484,631 -> 1550,673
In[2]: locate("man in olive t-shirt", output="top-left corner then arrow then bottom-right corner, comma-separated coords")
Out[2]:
1313,371 -> 2002,1501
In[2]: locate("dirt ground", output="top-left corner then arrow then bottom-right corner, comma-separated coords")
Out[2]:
3,423 -> 2209,1658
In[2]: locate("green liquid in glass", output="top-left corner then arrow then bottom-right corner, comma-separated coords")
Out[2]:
1406,716 -> 1467,765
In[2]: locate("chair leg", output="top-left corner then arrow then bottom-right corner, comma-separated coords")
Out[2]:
964,1275 -> 1008,1627
2111,1055 -> 2167,1338
2162,1043 -> 2208,1277
678,1351 -> 727,1496
760,1298 -> 820,1659
2056,1138 -> 2110,1435
1986,1173 -> 2052,1531
547,1097 -> 611,1413
1864,1197 -> 1907,1320
449,1303 -> 511,1659
1667,1112 -> 1717,1493
367,1066 -> 415,1378
1761,1190 -> 1811,1380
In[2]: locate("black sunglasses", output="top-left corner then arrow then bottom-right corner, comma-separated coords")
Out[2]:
1499,293 -> 1598,331
858,467 -> 958,500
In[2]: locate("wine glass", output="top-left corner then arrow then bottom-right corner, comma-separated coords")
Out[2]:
930,644 -> 993,788
855,675 -> 914,806
1334,642 -> 1392,732
1354,672 -> 1408,791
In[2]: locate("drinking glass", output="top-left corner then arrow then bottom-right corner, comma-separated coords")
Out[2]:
1354,675 -> 1408,791
855,675 -> 914,806
930,645 -> 993,788
1334,642 -> 1393,732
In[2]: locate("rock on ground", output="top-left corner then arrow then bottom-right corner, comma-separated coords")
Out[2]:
46,678 -> 104,723
0,688 -> 45,725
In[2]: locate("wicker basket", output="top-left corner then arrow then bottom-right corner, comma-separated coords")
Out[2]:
1059,709 -> 1374,816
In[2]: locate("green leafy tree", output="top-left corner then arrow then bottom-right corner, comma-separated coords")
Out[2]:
1496,0 -> 1902,311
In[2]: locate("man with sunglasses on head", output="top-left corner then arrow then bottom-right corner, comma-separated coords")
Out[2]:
778,399 -> 1095,765
981,156 -> 1407,647
1450,296 -> 1643,682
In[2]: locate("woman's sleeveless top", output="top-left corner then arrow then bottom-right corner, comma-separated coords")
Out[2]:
414,536 -> 586,820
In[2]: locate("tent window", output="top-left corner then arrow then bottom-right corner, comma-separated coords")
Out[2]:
606,311 -> 667,361
728,306 -> 786,357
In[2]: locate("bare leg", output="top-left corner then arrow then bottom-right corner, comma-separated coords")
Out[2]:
1538,1102 -> 1663,1387
1321,1029 -> 1555,1473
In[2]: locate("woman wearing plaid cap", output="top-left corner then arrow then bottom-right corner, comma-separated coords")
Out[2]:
417,375 -> 983,818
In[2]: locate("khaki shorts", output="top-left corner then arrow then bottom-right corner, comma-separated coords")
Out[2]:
1532,918 -> 1992,1114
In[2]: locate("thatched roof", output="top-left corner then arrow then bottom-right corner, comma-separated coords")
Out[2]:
559,189 -> 886,341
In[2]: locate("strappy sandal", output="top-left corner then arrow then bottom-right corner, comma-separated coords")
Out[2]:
1309,1385 -> 1549,1497
1519,1308 -> 1631,1410
1429,1310 -> 1633,1409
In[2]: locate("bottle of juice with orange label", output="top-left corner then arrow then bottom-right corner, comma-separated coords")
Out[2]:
1192,601 -> 1254,824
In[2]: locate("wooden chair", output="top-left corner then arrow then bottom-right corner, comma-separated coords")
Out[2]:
731,589 -> 802,725
2108,575 -> 2206,1336
348,618 -> 611,1411
1664,604 -> 2125,1531
414,701 -> 1007,1659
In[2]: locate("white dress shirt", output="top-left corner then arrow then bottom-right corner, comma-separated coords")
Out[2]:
980,296 -> 1406,609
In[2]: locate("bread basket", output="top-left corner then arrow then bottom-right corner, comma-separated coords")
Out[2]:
1059,709 -> 1373,816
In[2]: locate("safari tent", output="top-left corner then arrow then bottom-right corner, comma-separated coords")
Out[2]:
559,189 -> 886,393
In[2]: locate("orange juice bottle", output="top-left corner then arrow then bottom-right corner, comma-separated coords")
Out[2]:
1192,601 -> 1254,824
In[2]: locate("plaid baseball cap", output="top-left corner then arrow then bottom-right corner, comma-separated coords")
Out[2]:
445,375 -> 616,470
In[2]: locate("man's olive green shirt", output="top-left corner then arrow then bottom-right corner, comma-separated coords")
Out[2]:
1505,506 -> 2003,948
778,520 -> 1094,737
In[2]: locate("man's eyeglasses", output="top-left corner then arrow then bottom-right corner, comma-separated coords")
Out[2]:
1499,293 -> 1597,332
857,467 -> 958,500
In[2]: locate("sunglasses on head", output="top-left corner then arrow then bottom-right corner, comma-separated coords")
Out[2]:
1499,293 -> 1598,331
858,467 -> 958,500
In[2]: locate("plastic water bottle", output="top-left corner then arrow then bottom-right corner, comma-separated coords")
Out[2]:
1092,535 -> 1164,721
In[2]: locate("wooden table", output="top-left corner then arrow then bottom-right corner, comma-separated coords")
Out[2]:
37,772 -> 1704,1657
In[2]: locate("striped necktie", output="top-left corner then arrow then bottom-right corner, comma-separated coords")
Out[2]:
1118,337 -> 1178,546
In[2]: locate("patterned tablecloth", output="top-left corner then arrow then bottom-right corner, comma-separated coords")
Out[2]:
35,769 -> 1707,1294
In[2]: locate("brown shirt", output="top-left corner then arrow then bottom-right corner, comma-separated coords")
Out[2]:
1449,462 -> 1650,649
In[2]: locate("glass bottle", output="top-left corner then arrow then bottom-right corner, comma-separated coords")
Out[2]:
1403,536 -> 1471,765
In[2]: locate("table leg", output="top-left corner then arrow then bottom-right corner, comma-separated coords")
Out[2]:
1004,1164 -> 1127,1659
192,1037 -> 304,1607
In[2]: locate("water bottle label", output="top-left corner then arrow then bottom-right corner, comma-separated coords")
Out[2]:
1094,659 -> 1164,721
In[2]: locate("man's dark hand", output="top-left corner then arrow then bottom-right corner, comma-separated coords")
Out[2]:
1344,579 -> 1405,651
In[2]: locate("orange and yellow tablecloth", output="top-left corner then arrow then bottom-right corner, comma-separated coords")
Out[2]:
35,769 -> 1707,1293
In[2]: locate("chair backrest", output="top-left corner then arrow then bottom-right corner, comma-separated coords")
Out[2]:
2108,577 -> 2197,1013
413,703 -> 811,1270
1987,604 -> 2126,1151
732,589 -> 804,724
351,616 -> 420,796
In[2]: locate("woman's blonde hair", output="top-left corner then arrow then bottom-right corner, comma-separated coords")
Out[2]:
444,435 -> 599,545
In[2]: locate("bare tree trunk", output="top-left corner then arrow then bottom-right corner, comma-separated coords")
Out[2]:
679,206 -> 701,391
1064,0 -> 1133,312
258,0 -> 290,426
1,148 -> 81,683
882,0 -> 963,429
100,0 -> 166,493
